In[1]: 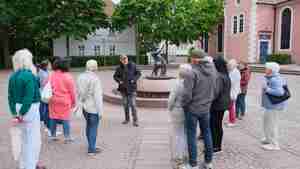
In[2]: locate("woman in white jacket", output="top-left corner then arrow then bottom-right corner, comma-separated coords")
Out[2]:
168,64 -> 191,169
227,59 -> 241,127
77,60 -> 103,156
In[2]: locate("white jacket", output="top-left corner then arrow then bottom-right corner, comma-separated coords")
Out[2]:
77,71 -> 103,115
229,68 -> 241,100
168,79 -> 185,124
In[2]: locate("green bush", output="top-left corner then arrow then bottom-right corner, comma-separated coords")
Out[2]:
267,53 -> 292,64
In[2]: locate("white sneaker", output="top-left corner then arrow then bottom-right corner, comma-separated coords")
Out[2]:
178,164 -> 188,169
226,123 -> 236,127
261,138 -> 270,145
261,144 -> 280,151
56,131 -> 63,136
203,162 -> 213,169
185,164 -> 198,169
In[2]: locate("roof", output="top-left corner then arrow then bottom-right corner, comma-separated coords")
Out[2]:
257,0 -> 292,4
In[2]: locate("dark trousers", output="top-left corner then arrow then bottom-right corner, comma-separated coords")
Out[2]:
185,112 -> 213,166
236,93 -> 246,117
121,92 -> 138,122
49,119 -> 70,138
210,110 -> 225,150
39,102 -> 50,129
83,111 -> 100,153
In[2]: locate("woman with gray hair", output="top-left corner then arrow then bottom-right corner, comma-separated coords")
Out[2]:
261,62 -> 287,151
8,49 -> 45,169
77,59 -> 103,156
168,64 -> 191,169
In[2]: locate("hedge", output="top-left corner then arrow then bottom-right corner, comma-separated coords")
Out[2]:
267,53 -> 292,64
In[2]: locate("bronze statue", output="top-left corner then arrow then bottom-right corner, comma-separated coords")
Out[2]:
150,46 -> 167,77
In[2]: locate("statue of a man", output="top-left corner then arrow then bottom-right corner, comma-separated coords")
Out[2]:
150,46 -> 167,77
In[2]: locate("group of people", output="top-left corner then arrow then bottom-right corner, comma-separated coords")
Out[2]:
8,49 -> 141,169
7,48 -> 288,169
168,49 -> 288,169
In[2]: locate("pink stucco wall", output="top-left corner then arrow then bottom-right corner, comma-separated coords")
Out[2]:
225,0 -> 252,62
256,5 -> 275,61
275,1 -> 300,64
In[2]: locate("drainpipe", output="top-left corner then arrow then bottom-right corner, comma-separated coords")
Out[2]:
273,6 -> 277,54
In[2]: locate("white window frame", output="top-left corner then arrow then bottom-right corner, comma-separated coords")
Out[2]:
239,13 -> 245,33
232,15 -> 238,35
235,0 -> 241,7
78,45 -> 85,56
278,6 -> 293,52
94,45 -> 101,56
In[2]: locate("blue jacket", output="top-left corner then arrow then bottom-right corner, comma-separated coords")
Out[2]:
261,73 -> 287,110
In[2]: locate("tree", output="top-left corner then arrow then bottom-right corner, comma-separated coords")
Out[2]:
0,0 -> 109,67
112,0 -> 224,61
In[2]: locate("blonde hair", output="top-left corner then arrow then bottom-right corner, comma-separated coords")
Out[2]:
86,59 -> 98,71
12,49 -> 37,75
228,59 -> 238,70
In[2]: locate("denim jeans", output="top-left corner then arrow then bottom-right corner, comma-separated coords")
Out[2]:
185,112 -> 213,166
236,93 -> 246,117
83,111 -> 100,153
121,92 -> 138,122
39,102 -> 50,129
49,119 -> 70,138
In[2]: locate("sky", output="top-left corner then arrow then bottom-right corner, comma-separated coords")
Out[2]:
112,0 -> 120,4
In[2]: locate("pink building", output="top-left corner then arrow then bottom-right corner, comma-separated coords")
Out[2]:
203,0 -> 300,64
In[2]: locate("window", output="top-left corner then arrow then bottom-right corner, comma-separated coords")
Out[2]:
217,24 -> 223,52
109,45 -> 116,56
239,14 -> 244,33
233,16 -> 238,34
94,45 -> 101,56
237,0 -> 240,4
202,32 -> 209,53
78,45 -> 85,56
280,8 -> 292,50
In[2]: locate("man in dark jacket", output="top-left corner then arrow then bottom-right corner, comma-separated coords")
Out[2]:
113,55 -> 141,127
182,49 -> 217,169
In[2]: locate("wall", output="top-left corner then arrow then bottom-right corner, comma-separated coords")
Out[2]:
53,27 -> 136,57
275,1 -> 300,64
224,0 -> 253,62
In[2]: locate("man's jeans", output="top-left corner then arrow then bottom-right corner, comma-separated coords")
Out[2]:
83,111 -> 100,153
121,92 -> 138,122
236,93 -> 246,117
185,112 -> 213,167
49,119 -> 71,138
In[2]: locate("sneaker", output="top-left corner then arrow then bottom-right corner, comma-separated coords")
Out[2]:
261,138 -> 270,145
122,120 -> 130,125
48,136 -> 59,142
213,147 -> 222,153
203,162 -> 213,169
178,164 -> 188,169
133,122 -> 139,127
226,123 -> 236,127
238,116 -> 243,120
261,144 -> 280,151
64,137 -> 74,144
198,135 -> 204,140
56,131 -> 63,136
88,148 -> 102,156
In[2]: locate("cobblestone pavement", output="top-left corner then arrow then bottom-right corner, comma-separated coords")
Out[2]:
0,70 -> 300,169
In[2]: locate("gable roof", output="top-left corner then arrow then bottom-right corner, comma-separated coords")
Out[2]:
257,0 -> 292,4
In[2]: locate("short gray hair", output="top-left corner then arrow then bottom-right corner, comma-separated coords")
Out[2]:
86,59 -> 98,71
265,62 -> 280,74
12,49 -> 36,74
228,59 -> 238,70
179,64 -> 192,79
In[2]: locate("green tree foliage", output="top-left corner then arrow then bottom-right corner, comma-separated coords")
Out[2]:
0,0 -> 109,64
112,0 -> 223,47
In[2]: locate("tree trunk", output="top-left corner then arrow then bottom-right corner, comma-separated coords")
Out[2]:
165,40 -> 169,64
66,36 -> 70,57
2,28 -> 11,68
134,24 -> 140,64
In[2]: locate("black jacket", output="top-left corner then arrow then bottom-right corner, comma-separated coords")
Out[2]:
211,73 -> 231,112
113,62 -> 141,94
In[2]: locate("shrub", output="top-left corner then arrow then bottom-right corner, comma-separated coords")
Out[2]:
267,53 -> 292,64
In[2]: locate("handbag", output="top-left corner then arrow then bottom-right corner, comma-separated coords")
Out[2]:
41,78 -> 53,103
266,85 -> 291,104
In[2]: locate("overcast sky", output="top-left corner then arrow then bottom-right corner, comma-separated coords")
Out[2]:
112,0 -> 120,4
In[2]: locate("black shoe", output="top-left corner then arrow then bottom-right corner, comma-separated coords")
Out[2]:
133,122 -> 139,127
198,135 -> 203,140
213,147 -> 222,153
122,120 -> 130,124
88,148 -> 102,156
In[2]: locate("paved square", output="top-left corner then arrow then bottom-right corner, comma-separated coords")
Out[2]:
1,70 -> 300,169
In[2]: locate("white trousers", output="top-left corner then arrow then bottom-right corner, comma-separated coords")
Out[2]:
17,103 -> 41,169
170,122 -> 188,160
263,109 -> 281,146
